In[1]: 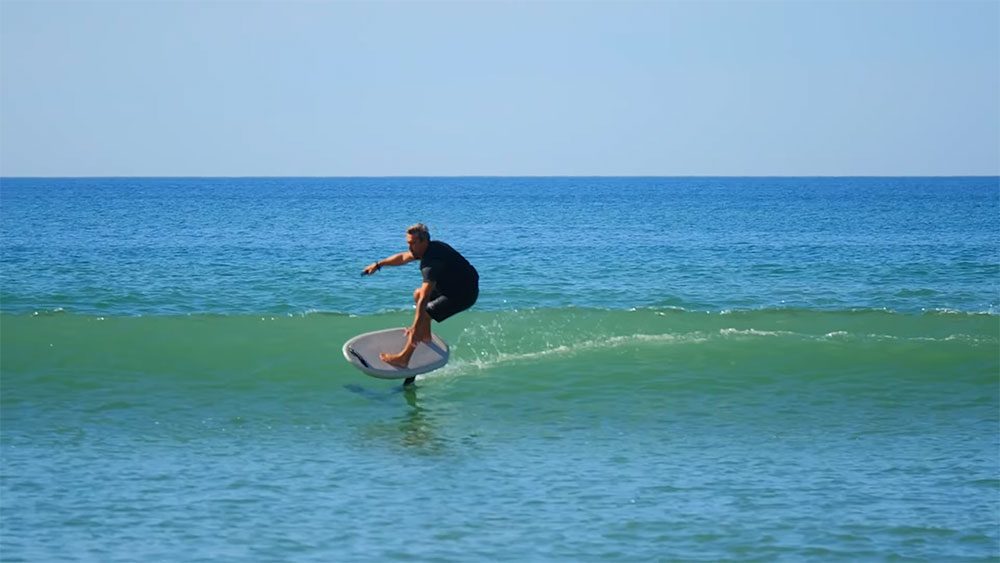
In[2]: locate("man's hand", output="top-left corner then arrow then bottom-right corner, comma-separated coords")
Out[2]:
361,262 -> 381,276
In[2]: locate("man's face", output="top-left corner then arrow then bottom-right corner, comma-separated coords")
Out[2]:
407,233 -> 428,258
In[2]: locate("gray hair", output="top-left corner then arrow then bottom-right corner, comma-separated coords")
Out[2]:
406,223 -> 430,242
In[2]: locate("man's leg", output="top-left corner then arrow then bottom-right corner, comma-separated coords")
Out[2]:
381,293 -> 434,367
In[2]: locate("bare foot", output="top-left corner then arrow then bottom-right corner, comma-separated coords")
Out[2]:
380,350 -> 412,368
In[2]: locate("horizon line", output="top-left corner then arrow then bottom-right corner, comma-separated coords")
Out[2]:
2,174 -> 998,180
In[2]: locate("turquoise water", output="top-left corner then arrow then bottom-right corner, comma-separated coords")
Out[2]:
2,177 -> 998,560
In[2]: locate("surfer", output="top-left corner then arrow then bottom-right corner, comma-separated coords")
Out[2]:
362,223 -> 479,384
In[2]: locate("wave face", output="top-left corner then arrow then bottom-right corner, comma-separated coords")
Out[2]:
3,307 -> 996,404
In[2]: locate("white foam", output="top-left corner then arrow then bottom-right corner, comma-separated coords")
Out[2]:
429,332 -> 710,376
719,328 -> 795,337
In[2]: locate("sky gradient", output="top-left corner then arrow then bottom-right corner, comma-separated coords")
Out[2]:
1,0 -> 998,177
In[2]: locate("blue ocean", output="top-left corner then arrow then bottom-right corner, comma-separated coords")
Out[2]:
2,176 -> 998,561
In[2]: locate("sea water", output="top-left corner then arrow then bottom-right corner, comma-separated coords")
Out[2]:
1,177 -> 998,561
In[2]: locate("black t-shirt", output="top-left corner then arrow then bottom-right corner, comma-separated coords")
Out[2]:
420,240 -> 478,298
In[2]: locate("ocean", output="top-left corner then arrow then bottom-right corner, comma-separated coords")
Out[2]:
1,176 -> 998,561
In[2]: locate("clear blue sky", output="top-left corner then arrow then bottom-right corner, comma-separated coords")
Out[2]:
1,0 -> 997,176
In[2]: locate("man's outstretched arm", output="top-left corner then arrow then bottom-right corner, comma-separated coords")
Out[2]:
362,251 -> 414,275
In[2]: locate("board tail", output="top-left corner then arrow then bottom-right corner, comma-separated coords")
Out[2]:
346,346 -> 372,369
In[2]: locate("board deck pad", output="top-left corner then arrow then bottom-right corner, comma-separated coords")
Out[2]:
343,328 -> 449,379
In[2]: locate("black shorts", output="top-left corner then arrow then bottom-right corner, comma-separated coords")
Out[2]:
426,286 -> 478,322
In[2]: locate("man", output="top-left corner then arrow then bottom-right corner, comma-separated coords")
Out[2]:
362,223 -> 479,384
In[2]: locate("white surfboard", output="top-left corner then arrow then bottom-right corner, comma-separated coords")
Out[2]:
342,328 -> 449,379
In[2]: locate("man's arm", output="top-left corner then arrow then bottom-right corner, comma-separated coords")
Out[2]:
362,251 -> 414,276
